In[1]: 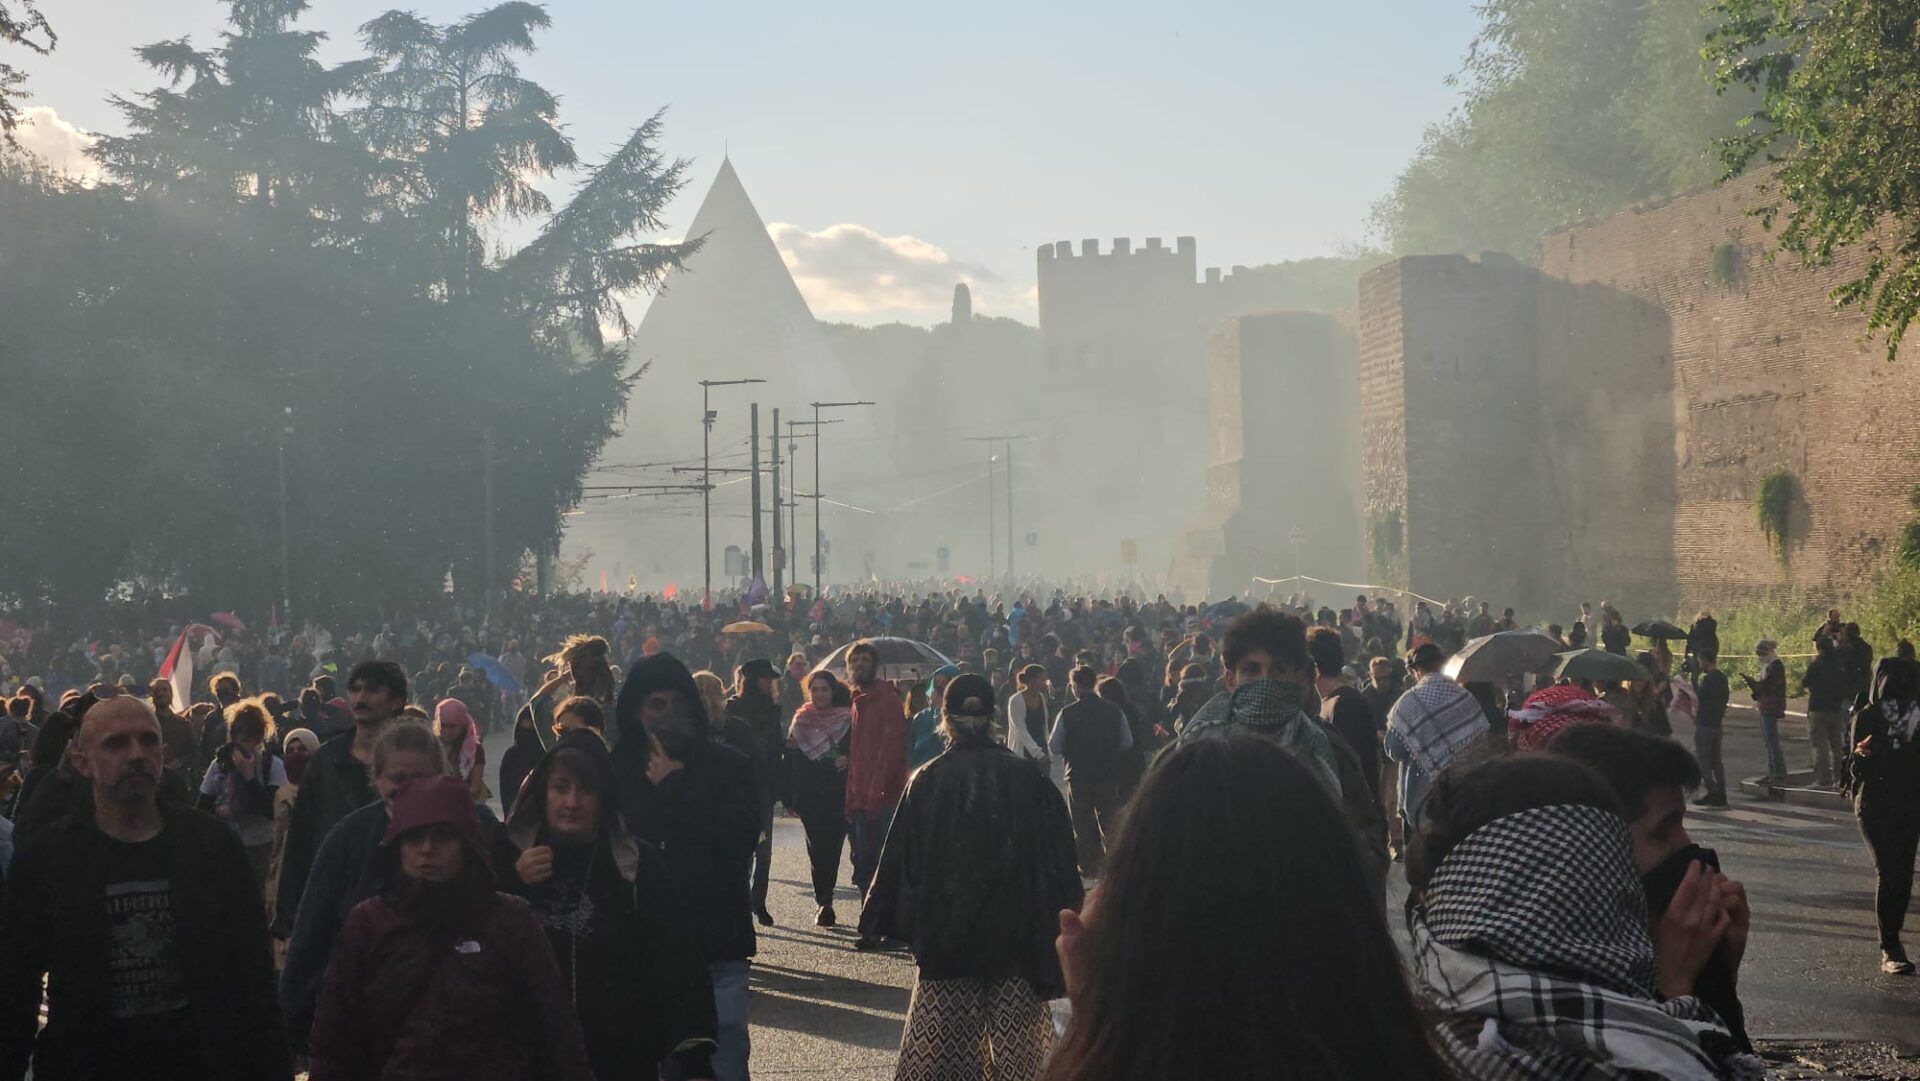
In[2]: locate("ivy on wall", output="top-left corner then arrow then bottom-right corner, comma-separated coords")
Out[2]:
1755,469 -> 1794,562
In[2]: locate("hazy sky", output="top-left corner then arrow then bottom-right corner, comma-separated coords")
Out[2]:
18,1 -> 1478,325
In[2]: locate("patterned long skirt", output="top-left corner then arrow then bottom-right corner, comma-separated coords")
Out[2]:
894,975 -> 1053,1081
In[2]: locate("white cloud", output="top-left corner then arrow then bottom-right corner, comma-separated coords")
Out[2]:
14,106 -> 99,181
768,221 -> 1028,324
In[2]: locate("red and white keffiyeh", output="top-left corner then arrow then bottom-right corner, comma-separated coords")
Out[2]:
1508,685 -> 1619,753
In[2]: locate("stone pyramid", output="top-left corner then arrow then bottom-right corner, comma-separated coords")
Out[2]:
562,158 -> 858,589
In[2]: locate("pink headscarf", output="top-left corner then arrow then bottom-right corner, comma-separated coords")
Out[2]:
434,699 -> 480,780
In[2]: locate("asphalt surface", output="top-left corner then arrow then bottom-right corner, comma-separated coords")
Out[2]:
485,700 -> 1920,1076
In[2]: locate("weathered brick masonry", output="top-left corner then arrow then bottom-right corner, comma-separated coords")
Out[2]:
1363,170 -> 1920,617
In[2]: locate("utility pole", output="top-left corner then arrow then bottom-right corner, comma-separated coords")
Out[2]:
965,435 -> 1029,583
749,403 -> 763,588
771,407 -> 783,600
482,425 -> 495,623
699,378 -> 764,605
809,401 -> 875,595
1006,440 -> 1015,579
277,406 -> 293,622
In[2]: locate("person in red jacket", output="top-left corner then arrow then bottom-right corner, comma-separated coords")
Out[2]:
844,641 -> 907,898
308,775 -> 594,1081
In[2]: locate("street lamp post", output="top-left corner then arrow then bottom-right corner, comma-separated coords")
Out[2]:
700,378 -> 764,605
809,400 -> 875,595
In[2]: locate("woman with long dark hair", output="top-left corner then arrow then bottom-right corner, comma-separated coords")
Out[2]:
1046,736 -> 1449,1081
786,669 -> 853,927
1851,646 -> 1920,974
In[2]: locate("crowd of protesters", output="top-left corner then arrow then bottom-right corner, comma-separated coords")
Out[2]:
0,582 -> 1913,1079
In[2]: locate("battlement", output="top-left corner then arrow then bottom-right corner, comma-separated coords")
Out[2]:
1036,235 -> 1198,264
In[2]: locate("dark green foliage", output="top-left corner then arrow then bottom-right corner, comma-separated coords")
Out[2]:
1710,241 -> 1741,287
1373,0 -> 1757,257
0,0 -> 53,144
1369,509 -> 1404,584
1708,0 -> 1920,360
0,0 -> 695,622
1754,469 -> 1794,560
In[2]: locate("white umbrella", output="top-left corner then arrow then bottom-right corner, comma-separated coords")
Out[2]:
809,637 -> 954,683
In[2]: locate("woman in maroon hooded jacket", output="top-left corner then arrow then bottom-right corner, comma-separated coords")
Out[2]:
308,775 -> 594,1081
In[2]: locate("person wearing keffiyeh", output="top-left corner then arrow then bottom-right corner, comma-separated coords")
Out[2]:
1174,610 -> 1340,795
786,669 -> 854,928
1386,642 -> 1490,830
1406,756 -> 1764,1081
1507,683 -> 1619,753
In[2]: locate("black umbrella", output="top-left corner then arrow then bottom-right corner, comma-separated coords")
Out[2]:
1631,620 -> 1688,641
1553,649 -> 1650,684
1443,629 -> 1564,682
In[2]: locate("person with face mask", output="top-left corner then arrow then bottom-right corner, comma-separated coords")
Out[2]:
1547,723 -> 1752,1049
1407,755 -> 1759,1080
612,652 -> 760,1081
499,730 -> 718,1081
308,775 -> 594,1081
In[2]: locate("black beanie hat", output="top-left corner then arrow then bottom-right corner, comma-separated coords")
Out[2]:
943,673 -> 995,717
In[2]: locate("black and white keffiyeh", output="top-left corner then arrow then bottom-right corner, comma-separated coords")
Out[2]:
1409,804 -> 1763,1081
1387,672 -> 1490,777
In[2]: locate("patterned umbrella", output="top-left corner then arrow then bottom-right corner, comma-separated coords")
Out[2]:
810,637 -> 955,683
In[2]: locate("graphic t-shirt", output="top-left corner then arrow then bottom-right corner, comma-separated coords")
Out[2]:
99,832 -> 203,1075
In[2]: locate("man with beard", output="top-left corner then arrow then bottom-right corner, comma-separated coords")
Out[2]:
845,641 -> 908,904
0,696 -> 292,1080
272,661 -> 407,936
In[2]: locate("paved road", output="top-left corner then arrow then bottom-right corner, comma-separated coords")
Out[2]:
486,701 -> 1920,1075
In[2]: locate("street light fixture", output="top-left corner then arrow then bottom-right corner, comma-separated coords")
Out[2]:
701,378 -> 764,604
809,400 -> 875,595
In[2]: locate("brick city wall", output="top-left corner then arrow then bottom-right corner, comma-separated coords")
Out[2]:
1359,255 -> 1676,615
1538,170 -> 1920,613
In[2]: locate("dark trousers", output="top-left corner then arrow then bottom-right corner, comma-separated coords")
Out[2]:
1066,776 -> 1121,878
849,805 -> 895,894
1694,725 -> 1726,798
1858,791 -> 1920,951
797,801 -> 849,905
750,796 -> 775,912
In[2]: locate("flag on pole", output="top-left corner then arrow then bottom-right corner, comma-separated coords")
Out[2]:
626,573 -> 638,595
599,570 -> 608,595
158,627 -> 198,707
663,582 -> 678,601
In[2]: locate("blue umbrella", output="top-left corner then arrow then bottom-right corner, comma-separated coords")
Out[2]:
465,653 -> 520,695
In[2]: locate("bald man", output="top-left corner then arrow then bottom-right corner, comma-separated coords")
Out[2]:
0,696 -> 292,1081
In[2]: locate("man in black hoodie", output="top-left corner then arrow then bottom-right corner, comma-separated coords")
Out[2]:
614,652 -> 761,1081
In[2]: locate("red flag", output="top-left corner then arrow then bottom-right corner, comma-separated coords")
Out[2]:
663,582 -> 678,600
599,570 -> 608,595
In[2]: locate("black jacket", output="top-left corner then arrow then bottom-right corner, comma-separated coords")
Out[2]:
615,735 -> 762,963
860,738 -> 1082,995
0,805 -> 293,1081
499,731 -> 717,1079
722,691 -> 785,806
273,730 -> 376,935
